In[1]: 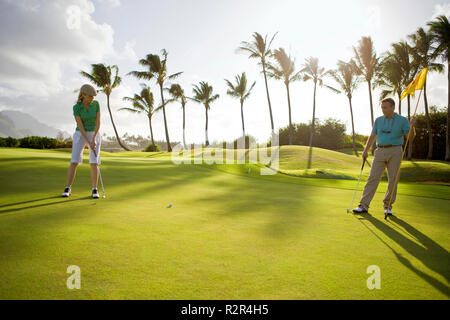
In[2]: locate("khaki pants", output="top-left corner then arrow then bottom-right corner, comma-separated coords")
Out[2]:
359,146 -> 403,210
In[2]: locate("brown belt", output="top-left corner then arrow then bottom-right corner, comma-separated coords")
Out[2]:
377,145 -> 402,148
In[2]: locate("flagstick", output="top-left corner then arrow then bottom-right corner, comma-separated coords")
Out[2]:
385,88 -> 423,219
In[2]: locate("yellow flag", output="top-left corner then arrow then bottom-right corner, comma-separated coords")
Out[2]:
401,68 -> 428,100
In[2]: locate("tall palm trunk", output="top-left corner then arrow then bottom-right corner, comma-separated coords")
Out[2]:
368,81 -> 377,155
106,93 -> 130,151
397,91 -> 402,116
240,100 -> 246,140
423,81 -> 433,159
205,106 -> 209,146
407,95 -> 413,160
348,96 -> 357,156
368,81 -> 374,126
262,61 -> 275,134
159,83 -> 172,152
285,82 -> 293,145
148,115 -> 155,147
182,102 -> 186,149
446,58 -> 450,161
309,80 -> 317,148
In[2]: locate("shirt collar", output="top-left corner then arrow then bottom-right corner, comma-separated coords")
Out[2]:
383,112 -> 397,120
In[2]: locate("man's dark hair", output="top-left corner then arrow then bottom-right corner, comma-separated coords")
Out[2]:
381,97 -> 395,107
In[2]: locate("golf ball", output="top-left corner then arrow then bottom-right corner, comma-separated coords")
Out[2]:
168,203 -> 173,208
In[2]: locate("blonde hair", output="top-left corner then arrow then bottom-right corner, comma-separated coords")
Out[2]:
76,92 -> 84,104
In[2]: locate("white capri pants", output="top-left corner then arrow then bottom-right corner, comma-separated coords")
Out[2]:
71,131 -> 101,164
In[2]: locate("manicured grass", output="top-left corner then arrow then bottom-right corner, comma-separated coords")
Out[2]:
0,147 -> 449,299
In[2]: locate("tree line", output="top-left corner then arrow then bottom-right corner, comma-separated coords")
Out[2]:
79,15 -> 449,160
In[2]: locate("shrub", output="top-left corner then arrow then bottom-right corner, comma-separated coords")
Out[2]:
232,135 -> 257,149
0,137 -> 19,147
18,136 -> 58,149
144,143 -> 161,152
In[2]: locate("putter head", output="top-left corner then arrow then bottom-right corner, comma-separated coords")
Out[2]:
346,208 -> 350,213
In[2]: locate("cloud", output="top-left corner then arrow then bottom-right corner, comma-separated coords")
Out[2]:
95,0 -> 121,8
366,5 -> 381,30
117,40 -> 137,60
0,0 -> 115,97
432,3 -> 450,18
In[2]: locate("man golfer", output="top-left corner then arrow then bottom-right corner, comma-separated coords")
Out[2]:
353,98 -> 416,216
62,84 -> 101,199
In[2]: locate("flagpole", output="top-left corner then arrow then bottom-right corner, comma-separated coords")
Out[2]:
385,88 -> 423,219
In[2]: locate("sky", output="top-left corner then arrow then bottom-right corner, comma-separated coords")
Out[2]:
0,0 -> 449,145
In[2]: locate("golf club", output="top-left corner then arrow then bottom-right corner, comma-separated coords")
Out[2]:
346,159 -> 367,213
91,148 -> 105,198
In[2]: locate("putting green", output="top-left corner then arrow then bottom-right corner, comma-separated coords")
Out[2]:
0,147 -> 449,299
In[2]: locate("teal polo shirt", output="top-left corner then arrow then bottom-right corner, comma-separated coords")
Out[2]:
73,100 -> 100,132
372,113 -> 410,146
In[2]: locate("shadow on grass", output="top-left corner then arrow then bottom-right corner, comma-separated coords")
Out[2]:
0,196 -> 61,209
0,196 -> 93,215
356,213 -> 450,297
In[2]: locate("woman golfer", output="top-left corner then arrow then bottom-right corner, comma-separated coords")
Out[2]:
62,84 -> 101,199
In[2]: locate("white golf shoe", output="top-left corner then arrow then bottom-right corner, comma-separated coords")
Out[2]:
352,206 -> 368,214
92,188 -> 100,199
384,208 -> 393,216
62,186 -> 71,197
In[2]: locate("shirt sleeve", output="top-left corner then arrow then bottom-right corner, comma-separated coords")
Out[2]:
73,105 -> 80,117
401,118 -> 410,134
371,119 -> 378,135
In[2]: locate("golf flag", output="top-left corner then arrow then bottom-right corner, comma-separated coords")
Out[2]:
401,68 -> 428,100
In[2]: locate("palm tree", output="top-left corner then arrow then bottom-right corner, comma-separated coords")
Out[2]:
353,36 -> 379,127
128,49 -> 182,152
301,57 -> 337,151
225,72 -> 256,144
329,60 -> 362,156
390,41 -> 419,160
428,15 -> 450,161
167,84 -> 188,149
80,63 -> 130,151
266,48 -> 302,145
238,32 -> 277,134
409,27 -> 444,159
375,54 -> 404,113
191,82 -> 220,146
119,85 -> 157,149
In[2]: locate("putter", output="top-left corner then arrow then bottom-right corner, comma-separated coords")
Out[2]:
92,148 -> 106,198
346,159 -> 367,213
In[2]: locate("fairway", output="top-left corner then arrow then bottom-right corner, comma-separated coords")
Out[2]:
0,147 -> 449,299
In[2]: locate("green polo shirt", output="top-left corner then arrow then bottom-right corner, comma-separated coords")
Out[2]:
372,113 -> 410,146
73,100 -> 100,132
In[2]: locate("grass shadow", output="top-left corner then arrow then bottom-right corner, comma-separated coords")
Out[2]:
0,196 -> 93,215
356,213 -> 450,297
0,196 -> 62,209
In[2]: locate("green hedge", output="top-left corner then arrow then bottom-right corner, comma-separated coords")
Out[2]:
0,136 -> 72,149
144,143 -> 161,152
0,137 -> 20,147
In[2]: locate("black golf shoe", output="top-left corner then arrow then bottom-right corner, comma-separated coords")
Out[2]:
92,188 -> 99,199
62,187 -> 71,197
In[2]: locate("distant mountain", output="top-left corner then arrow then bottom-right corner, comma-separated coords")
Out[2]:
0,110 -> 70,139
